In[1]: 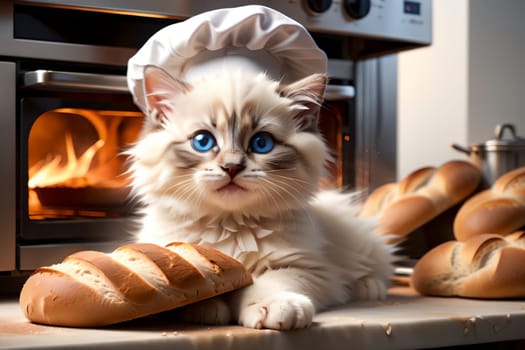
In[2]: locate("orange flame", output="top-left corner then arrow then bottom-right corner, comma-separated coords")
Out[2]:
28,133 -> 104,189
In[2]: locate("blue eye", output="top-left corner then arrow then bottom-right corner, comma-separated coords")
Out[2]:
250,132 -> 275,154
191,131 -> 216,152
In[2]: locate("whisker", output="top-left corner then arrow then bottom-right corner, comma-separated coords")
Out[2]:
267,176 -> 313,197
259,174 -> 318,228
269,174 -> 312,186
253,168 -> 313,186
259,176 -> 302,205
256,181 -> 288,223
164,179 -> 197,200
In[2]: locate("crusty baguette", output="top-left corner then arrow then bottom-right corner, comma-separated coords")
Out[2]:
360,160 -> 481,242
360,167 -> 436,218
411,231 -> 525,298
19,242 -> 252,327
454,166 -> 525,241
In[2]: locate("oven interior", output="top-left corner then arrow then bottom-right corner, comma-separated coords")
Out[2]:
27,108 -> 141,219
17,81 -> 146,245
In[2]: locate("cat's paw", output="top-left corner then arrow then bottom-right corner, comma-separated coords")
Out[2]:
175,297 -> 231,325
352,276 -> 388,301
238,291 -> 314,330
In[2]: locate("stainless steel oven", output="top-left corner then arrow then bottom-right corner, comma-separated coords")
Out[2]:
0,0 -> 431,280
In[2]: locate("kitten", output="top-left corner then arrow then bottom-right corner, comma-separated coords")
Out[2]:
127,64 -> 396,330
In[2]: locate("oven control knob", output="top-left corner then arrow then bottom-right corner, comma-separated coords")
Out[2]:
344,0 -> 371,19
306,0 -> 333,14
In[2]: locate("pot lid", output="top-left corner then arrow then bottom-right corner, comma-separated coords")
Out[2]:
473,123 -> 525,151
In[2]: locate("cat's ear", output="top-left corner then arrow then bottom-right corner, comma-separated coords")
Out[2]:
143,65 -> 192,124
279,73 -> 327,132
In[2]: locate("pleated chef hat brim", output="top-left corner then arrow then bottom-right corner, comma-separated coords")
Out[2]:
127,5 -> 327,112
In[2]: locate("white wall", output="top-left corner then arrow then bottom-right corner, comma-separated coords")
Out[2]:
397,0 -> 469,179
397,0 -> 525,180
468,0 -> 525,143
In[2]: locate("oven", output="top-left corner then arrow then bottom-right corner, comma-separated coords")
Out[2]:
0,0 -> 431,279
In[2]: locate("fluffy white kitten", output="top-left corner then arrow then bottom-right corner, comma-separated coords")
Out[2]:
127,65 -> 396,330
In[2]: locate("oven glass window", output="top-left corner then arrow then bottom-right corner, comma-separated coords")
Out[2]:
27,108 -> 142,220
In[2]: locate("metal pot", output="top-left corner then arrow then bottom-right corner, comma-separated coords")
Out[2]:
451,123 -> 525,185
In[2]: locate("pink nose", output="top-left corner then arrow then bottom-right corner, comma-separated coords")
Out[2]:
221,163 -> 245,178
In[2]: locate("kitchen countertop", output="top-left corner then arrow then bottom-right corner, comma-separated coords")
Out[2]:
1,286 -> 525,350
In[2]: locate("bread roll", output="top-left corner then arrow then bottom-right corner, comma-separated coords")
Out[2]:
454,166 -> 525,241
411,231 -> 525,298
360,160 -> 481,242
19,242 -> 252,327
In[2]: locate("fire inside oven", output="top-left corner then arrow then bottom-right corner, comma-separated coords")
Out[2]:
27,108 -> 142,220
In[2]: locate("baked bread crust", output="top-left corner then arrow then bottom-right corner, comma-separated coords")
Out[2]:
454,166 -> 525,241
360,160 -> 481,242
411,231 -> 525,298
19,242 -> 252,327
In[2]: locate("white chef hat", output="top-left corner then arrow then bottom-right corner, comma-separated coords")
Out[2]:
127,5 -> 327,112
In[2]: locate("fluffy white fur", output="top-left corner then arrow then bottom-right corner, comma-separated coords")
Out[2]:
127,65 -> 396,330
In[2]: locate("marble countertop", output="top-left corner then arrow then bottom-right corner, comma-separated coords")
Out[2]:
2,286 -> 525,350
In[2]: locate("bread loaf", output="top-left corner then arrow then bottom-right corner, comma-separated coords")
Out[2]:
19,242 -> 252,327
360,160 -> 481,242
454,166 -> 525,241
411,231 -> 525,298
